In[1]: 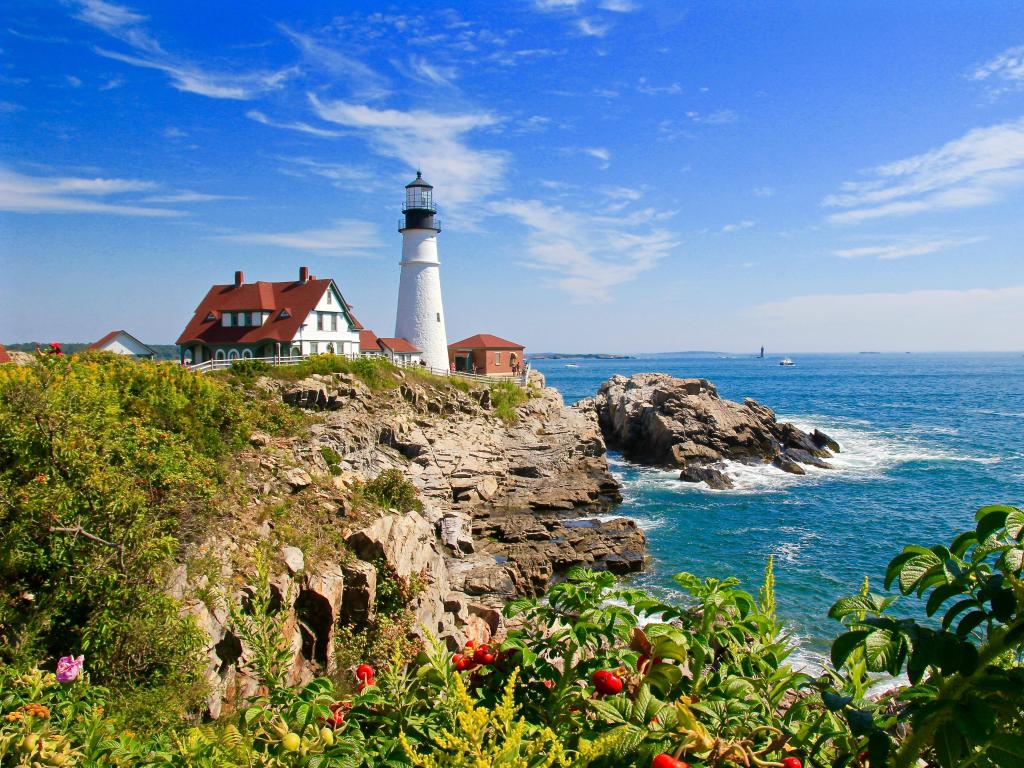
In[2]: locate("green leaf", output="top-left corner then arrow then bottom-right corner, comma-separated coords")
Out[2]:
846,708 -> 875,736
899,551 -> 942,595
949,530 -> 978,558
975,506 -> 1013,541
503,598 -> 535,618
1005,508 -> 1024,540
831,629 -> 871,669
926,582 -> 965,617
868,731 -> 891,767
885,550 -> 921,590
822,691 -> 853,711
829,594 -> 886,620
934,723 -> 964,768
956,610 -> 987,639
589,698 -> 627,724
942,598 -> 979,631
988,732 -> 1024,768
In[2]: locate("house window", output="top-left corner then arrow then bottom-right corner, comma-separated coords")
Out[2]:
330,314 -> 338,331
317,313 -> 324,331
205,312 -> 216,322
222,313 -> 233,327
436,312 -> 441,322
215,349 -> 226,361
228,349 -> 239,360
495,352 -> 501,366
310,342 -> 319,354
242,349 -> 253,359
326,290 -> 332,305
239,311 -> 249,326
327,343 -> 335,354
291,345 -> 301,357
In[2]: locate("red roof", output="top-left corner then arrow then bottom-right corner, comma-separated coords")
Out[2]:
448,333 -> 525,350
359,329 -> 381,353
378,337 -> 420,354
0,345 -> 11,364
177,276 -> 362,346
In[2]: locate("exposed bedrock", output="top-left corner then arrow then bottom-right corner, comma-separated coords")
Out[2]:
576,373 -> 841,489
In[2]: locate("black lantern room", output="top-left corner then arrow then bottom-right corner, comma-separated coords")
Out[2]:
401,171 -> 440,232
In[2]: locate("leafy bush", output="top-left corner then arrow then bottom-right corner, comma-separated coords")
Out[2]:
270,354 -> 397,391
0,354 -> 291,706
490,379 -> 529,424
229,358 -> 271,383
354,468 -> 424,515
319,446 -> 342,475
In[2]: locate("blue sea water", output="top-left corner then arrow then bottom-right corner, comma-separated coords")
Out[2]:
531,353 -> 1024,665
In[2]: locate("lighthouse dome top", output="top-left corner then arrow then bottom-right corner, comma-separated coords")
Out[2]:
405,171 -> 433,189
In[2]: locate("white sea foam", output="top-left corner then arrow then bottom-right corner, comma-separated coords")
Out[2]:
608,414 -> 1008,496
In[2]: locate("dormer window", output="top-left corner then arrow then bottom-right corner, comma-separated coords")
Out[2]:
222,312 -> 233,328
279,309 -> 291,319
326,290 -> 333,305
205,312 -> 216,322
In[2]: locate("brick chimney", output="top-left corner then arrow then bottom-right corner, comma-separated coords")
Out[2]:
234,270 -> 244,287
299,266 -> 309,283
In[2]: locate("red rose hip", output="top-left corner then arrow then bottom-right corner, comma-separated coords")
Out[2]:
782,758 -> 803,768
652,755 -> 689,768
355,663 -> 374,682
591,669 -> 623,695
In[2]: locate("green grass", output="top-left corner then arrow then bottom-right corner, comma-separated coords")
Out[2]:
490,379 -> 529,424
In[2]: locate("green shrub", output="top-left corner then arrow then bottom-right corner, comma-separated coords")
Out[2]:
319,446 -> 342,475
490,379 -> 528,424
354,468 -> 424,514
0,354 -> 291,706
228,358 -> 271,383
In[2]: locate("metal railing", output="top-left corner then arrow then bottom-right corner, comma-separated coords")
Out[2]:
186,353 -> 531,387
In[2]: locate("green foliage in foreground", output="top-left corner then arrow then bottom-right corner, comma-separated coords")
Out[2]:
0,353 -> 296,712
2,506 -> 1021,767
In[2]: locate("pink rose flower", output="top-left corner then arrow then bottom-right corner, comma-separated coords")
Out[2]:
56,655 -> 84,683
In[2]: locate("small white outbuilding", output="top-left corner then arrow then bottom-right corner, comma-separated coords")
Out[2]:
87,330 -> 158,359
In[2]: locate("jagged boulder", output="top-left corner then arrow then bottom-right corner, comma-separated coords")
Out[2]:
578,373 -> 839,477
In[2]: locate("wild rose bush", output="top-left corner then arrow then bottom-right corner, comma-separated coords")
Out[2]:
2,505 -> 1020,767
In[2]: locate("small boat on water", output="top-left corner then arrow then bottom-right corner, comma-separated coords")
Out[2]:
779,358 -> 795,366
565,363 -> 579,368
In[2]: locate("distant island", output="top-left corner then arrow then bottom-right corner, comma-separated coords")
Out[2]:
526,353 -> 634,360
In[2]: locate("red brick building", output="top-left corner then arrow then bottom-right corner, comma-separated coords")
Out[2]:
448,334 -> 525,376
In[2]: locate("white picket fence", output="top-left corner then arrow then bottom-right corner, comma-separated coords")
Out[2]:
186,353 -> 530,387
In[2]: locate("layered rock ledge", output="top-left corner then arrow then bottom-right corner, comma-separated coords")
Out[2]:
576,373 -> 840,489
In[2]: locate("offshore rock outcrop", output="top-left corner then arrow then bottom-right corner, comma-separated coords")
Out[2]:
577,373 -> 840,489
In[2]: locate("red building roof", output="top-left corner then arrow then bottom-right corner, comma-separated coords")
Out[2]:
359,329 -> 381,352
176,270 -> 363,347
0,345 -> 11,364
448,333 -> 525,350
377,337 -> 420,354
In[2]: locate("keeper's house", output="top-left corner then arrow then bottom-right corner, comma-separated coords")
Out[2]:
448,334 -> 525,376
176,267 -> 363,364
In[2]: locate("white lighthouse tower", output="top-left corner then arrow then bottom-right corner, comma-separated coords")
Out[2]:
395,171 -> 448,371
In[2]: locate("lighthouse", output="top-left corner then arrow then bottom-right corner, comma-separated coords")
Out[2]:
395,171 -> 448,371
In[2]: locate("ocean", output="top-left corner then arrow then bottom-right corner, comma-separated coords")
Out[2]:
531,352 -> 1024,666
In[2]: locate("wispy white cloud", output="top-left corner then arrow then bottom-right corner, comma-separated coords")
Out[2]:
721,219 -> 754,233
215,219 -> 382,256
275,156 -> 383,189
637,77 -> 681,95
753,186 -> 775,198
576,18 -> 609,37
141,190 -> 242,203
308,94 -> 506,209
752,286 -> 1024,351
970,45 -> 1024,95
246,110 -> 346,138
407,55 -> 458,87
833,235 -> 985,260
278,24 -> 390,101
534,0 -> 581,8
823,117 -> 1024,223
75,0 -> 296,100
500,199 -> 677,302
99,77 -> 124,90
687,109 -> 739,124
599,0 -> 638,10
65,75 -> 83,87
0,166 -> 179,216
572,146 -> 610,169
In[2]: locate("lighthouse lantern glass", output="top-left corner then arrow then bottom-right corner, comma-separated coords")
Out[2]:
406,186 -> 432,210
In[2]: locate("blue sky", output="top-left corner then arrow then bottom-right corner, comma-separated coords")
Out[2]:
2,0 -> 1023,352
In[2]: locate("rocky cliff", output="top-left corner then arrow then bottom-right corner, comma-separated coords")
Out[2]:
577,373 -> 841,489
176,369 -> 644,717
